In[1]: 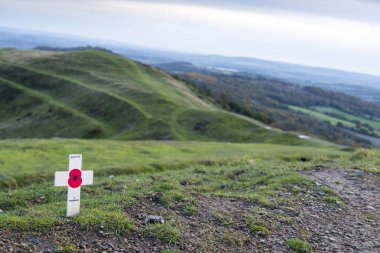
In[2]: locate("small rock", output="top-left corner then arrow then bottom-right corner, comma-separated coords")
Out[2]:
144,215 -> 165,224
109,175 -> 114,180
0,209 -> 3,213
275,209 -> 285,214
351,170 -> 364,177
367,206 -> 376,211
256,231 -> 266,237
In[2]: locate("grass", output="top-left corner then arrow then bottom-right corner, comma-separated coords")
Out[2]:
247,216 -> 271,236
0,49 -> 318,145
322,196 -> 342,205
315,106 -> 380,135
177,109 -> 312,145
0,139 -> 345,189
160,250 -> 178,253
73,208 -> 134,233
0,142 -> 358,231
321,186 -> 338,195
287,238 -> 313,253
144,222 -> 180,243
0,139 -> 379,250
182,204 -> 198,216
57,245 -> 77,253
250,225 -> 270,236
290,105 -> 380,136
289,106 -> 355,128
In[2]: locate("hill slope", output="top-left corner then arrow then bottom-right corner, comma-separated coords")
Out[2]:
0,49 -> 313,145
169,70 -> 377,147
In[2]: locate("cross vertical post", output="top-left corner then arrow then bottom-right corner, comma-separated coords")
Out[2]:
54,154 -> 93,217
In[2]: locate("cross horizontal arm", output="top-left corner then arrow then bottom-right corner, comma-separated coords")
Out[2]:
55,171 -> 69,187
82,170 -> 94,185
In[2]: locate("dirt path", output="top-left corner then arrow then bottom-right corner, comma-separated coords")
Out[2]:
296,167 -> 380,252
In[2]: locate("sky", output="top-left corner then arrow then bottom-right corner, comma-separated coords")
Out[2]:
1,0 -> 380,75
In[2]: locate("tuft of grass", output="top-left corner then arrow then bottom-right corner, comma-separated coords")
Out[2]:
159,191 -> 187,205
182,204 -> 198,216
321,186 -> 338,195
322,196 -> 342,205
246,216 -> 271,237
250,225 -> 270,237
73,208 -> 134,234
144,222 -> 180,243
57,245 -> 77,253
287,238 -> 313,253
160,250 -> 178,253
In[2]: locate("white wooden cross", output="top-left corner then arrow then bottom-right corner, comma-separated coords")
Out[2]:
54,154 -> 93,217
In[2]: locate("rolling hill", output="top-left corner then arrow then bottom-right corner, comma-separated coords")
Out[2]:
0,48 -> 314,145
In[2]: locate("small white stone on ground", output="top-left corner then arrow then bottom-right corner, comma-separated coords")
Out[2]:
367,205 -> 376,210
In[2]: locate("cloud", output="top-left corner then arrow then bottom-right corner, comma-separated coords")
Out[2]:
0,0 -> 379,75
137,0 -> 380,24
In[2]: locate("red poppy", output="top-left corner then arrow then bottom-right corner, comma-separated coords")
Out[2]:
68,169 -> 82,188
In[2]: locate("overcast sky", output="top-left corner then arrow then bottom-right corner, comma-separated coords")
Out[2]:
1,0 -> 380,75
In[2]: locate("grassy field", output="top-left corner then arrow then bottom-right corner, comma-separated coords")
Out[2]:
289,105 -> 380,137
0,49 -> 313,145
0,138 -> 378,252
314,106 -> 380,135
0,139 -> 340,189
288,106 -> 356,128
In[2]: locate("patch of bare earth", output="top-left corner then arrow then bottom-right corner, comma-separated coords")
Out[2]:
0,226 -> 172,252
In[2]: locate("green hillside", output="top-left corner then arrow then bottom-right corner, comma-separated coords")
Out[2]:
0,49 -> 315,145
173,70 -> 378,147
